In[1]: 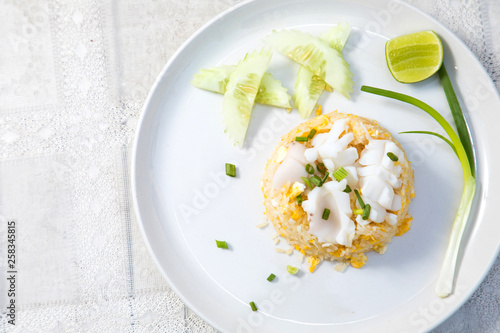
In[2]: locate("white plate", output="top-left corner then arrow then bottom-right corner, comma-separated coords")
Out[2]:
131,0 -> 500,332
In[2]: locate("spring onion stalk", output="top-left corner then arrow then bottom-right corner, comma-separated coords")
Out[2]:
305,164 -> 315,174
249,301 -> 258,311
225,163 -> 236,177
360,85 -> 476,298
308,129 -> 317,139
216,240 -> 229,249
295,136 -> 308,142
400,131 -> 458,156
343,185 -> 352,193
287,265 -> 299,275
354,189 -> 365,209
322,208 -> 331,220
332,167 -> 348,181
267,273 -> 276,282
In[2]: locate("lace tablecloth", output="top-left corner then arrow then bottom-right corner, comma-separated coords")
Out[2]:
1,0 -> 499,332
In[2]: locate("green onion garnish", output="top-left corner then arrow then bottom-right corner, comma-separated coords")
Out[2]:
362,204 -> 371,220
307,129 -> 317,139
344,185 -> 352,193
322,208 -> 330,220
267,273 -> 276,282
354,189 -> 365,209
309,176 -> 322,187
225,163 -> 236,177
295,136 -> 308,142
215,240 -> 228,249
301,177 -> 313,189
317,163 -> 327,174
320,172 -> 329,185
353,209 -> 363,215
332,167 -> 348,181
387,152 -> 399,162
361,81 -> 476,298
297,194 -> 303,206
305,163 -> 315,174
287,265 -> 299,275
249,301 -> 258,311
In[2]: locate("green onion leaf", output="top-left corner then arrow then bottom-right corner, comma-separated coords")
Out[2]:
322,208 -> 331,220
301,177 -> 314,189
309,175 -> 322,187
287,265 -> 299,275
387,152 -> 399,162
344,185 -> 352,193
362,204 -> 371,220
360,84 -> 476,298
332,166 -> 348,181
297,194 -> 303,206
438,64 -> 475,177
400,131 -> 458,156
225,163 -> 236,177
216,240 -> 228,249
295,136 -> 308,142
249,301 -> 258,311
317,163 -> 327,174
267,273 -> 276,282
354,189 -> 365,209
307,128 -> 317,140
320,172 -> 329,185
305,163 -> 315,174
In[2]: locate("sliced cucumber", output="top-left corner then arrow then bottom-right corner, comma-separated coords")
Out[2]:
265,29 -> 353,99
293,66 -> 327,118
319,22 -> 352,51
292,23 -> 352,118
191,67 -> 291,109
223,48 -> 272,147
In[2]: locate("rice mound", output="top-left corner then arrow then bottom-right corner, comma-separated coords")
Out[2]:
261,111 -> 415,271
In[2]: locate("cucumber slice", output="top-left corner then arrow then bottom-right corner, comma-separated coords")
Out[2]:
265,29 -> 353,98
293,66 -> 327,118
292,23 -> 352,118
319,22 -> 352,51
191,67 -> 291,109
223,48 -> 272,147
191,65 -> 234,93
257,72 -> 292,110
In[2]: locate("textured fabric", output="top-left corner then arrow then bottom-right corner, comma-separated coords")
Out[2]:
0,0 -> 498,332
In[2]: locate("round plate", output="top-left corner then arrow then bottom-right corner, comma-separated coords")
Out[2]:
131,0 -> 500,332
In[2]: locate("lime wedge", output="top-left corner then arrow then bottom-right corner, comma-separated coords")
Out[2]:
385,31 -> 443,83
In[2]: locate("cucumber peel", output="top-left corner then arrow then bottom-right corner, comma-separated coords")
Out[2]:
223,48 -> 272,147
191,66 -> 291,109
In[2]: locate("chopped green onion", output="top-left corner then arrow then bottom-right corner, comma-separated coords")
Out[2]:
301,177 -> 313,189
307,128 -> 317,139
297,194 -> 303,206
267,273 -> 276,282
305,163 -> 315,174
249,301 -> 258,311
295,136 -> 308,142
309,175 -> 322,187
287,265 -> 299,275
387,152 -> 399,162
322,208 -> 331,220
353,209 -> 363,215
332,167 -> 348,181
362,204 -> 371,220
354,189 -> 365,209
215,240 -> 228,249
320,172 -> 329,185
344,185 -> 352,193
317,163 -> 327,174
225,163 -> 236,177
